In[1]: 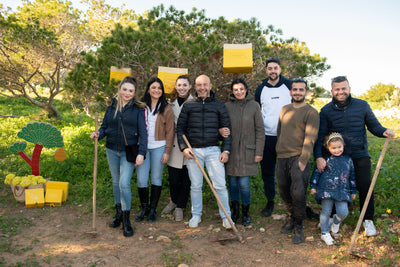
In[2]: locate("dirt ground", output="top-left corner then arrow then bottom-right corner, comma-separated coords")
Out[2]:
2,197 -> 399,267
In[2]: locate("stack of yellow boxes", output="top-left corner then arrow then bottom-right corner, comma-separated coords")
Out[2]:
223,43 -> 253,73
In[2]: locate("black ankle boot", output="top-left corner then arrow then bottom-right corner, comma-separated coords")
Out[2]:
109,203 -> 122,228
231,201 -> 239,223
148,185 -> 162,222
122,210 -> 134,237
292,219 -> 304,244
261,201 -> 274,217
242,204 -> 251,226
135,187 -> 149,222
280,216 -> 295,233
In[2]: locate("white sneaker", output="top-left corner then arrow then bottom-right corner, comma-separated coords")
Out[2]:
188,216 -> 201,228
330,215 -> 341,234
222,218 -> 233,229
321,233 -> 335,245
363,220 -> 377,236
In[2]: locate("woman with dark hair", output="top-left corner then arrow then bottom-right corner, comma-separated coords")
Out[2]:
136,77 -> 174,222
161,75 -> 193,221
225,78 -> 265,226
90,76 -> 147,237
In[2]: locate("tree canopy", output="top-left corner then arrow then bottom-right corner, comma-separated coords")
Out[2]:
65,4 -> 330,113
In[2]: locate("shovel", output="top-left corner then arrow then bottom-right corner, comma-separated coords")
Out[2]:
182,135 -> 244,243
86,112 -> 99,237
348,138 -> 390,254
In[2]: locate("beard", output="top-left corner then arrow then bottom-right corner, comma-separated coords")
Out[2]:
292,97 -> 305,103
268,73 -> 279,81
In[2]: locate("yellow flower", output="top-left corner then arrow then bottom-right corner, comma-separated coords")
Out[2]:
386,208 -> 392,214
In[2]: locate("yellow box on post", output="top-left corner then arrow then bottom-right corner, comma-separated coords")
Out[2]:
110,66 -> 132,85
223,43 -> 253,73
25,188 -> 45,208
46,181 -> 69,202
45,188 -> 63,207
158,67 -> 188,95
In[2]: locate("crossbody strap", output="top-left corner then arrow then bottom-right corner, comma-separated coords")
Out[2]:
121,121 -> 128,145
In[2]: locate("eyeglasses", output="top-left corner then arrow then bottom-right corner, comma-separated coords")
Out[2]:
331,76 -> 348,83
292,78 -> 306,83
267,57 -> 279,61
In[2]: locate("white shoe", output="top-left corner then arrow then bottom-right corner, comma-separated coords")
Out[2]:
330,215 -> 341,234
222,218 -> 233,229
363,220 -> 377,236
321,233 -> 335,245
189,216 -> 201,228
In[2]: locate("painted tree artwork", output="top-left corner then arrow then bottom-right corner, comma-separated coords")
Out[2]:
9,122 -> 66,176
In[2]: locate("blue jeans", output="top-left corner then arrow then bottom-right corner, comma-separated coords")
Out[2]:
186,146 -> 231,219
228,176 -> 251,206
320,199 -> 349,234
106,148 -> 135,211
136,146 -> 165,187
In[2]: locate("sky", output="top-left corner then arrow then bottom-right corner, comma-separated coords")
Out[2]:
3,0 -> 400,96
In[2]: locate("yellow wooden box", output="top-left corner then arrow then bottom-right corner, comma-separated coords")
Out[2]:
25,188 -> 45,208
45,188 -> 63,207
158,66 -> 188,95
46,181 -> 69,202
223,43 -> 253,73
110,66 -> 132,85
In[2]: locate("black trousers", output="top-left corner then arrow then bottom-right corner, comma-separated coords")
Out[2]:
167,165 -> 191,209
276,156 -> 310,221
260,135 -> 278,203
353,156 -> 374,221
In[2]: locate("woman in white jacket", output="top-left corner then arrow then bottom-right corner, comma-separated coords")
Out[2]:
162,75 -> 193,221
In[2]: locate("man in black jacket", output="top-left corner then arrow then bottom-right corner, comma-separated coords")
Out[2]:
177,74 -> 232,229
315,76 -> 395,236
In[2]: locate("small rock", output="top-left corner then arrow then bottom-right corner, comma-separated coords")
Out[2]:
271,214 -> 287,220
148,236 -> 154,239
305,236 -> 314,242
259,228 -> 265,232
276,250 -> 282,254
213,227 -> 221,233
156,235 -> 172,243
178,264 -> 189,267
255,259 -> 262,262
246,236 -> 254,240
148,227 -> 153,231
139,237 -> 143,241
207,225 -> 214,231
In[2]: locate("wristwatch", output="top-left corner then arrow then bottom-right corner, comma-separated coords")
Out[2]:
223,150 -> 230,155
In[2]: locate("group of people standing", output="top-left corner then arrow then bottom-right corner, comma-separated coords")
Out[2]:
90,57 -> 394,245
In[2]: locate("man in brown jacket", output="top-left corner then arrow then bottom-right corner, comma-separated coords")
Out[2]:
275,78 -> 319,244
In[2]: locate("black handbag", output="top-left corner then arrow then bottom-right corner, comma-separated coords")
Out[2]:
121,121 -> 139,163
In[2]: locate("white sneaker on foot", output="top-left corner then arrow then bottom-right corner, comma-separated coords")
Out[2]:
222,218 -> 233,229
363,220 -> 377,236
321,233 -> 335,245
188,215 -> 201,228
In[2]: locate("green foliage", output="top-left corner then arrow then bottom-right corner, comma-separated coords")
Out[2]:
360,83 -> 398,104
17,122 -> 64,147
9,141 -> 27,153
65,4 -> 330,112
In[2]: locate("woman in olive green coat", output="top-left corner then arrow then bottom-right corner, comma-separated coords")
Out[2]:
225,78 -> 265,226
